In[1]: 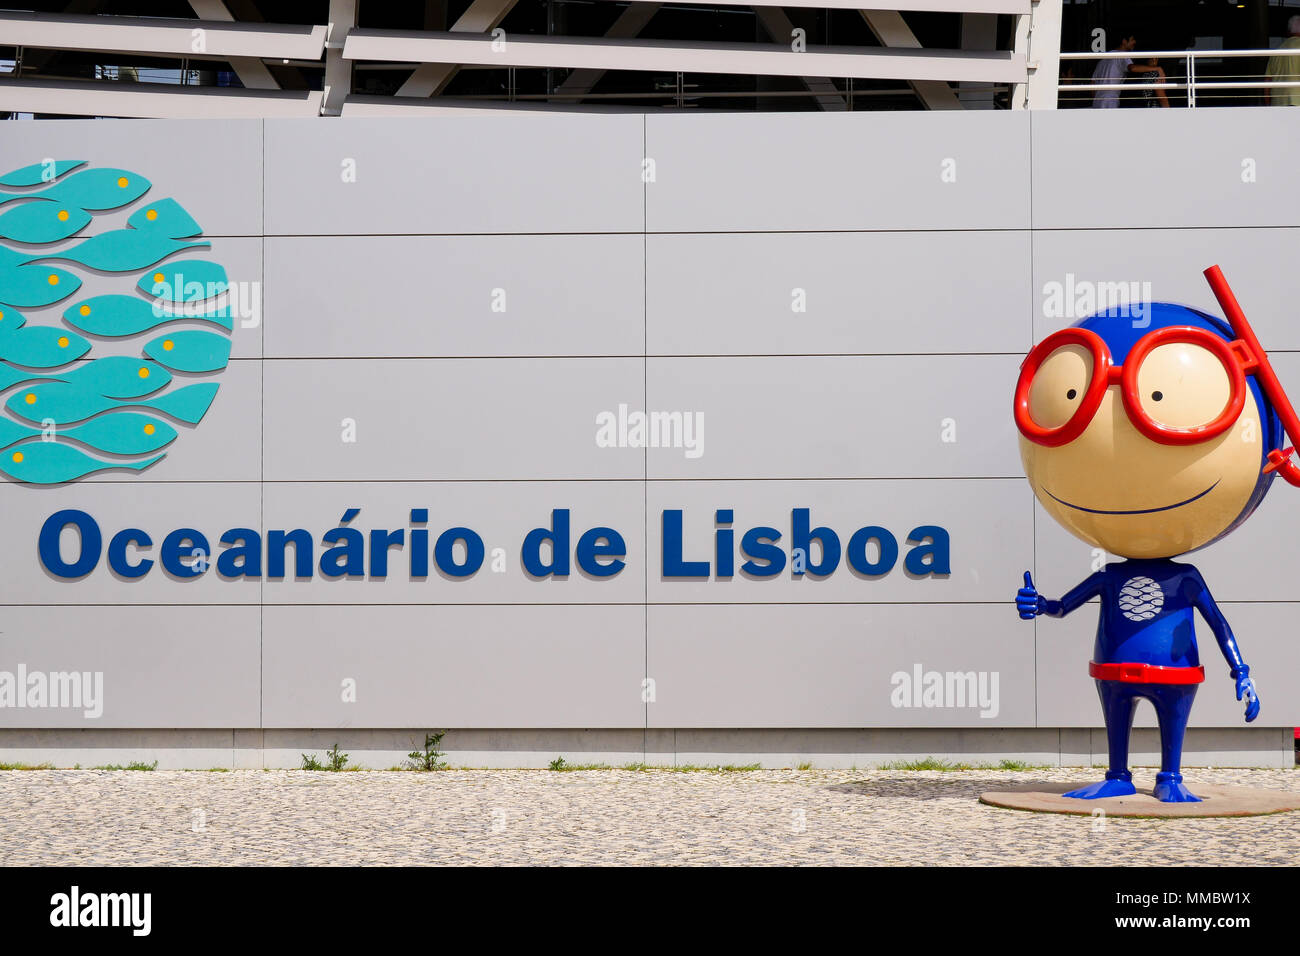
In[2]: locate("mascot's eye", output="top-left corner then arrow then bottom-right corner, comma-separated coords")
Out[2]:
1066,389 -> 1077,400
1151,391 -> 1163,402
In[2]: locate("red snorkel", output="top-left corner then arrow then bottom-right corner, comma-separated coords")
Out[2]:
1203,264 -> 1300,487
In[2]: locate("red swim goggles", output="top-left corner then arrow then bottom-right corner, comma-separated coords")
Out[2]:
1014,265 -> 1300,487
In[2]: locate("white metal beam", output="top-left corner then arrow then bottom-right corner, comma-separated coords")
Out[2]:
345,30 -> 1026,84
753,7 -> 847,111
0,77 -> 323,118
1025,0 -> 1063,109
395,0 -> 521,97
187,0 -> 280,90
322,0 -> 357,116
1009,8 -> 1031,108
860,10 -> 962,110
0,11 -> 327,61
342,94 -> 646,115
553,2 -> 662,100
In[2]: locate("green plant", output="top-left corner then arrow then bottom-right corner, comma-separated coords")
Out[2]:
548,756 -> 567,771
795,761 -> 814,771
0,762 -> 55,770
92,760 -> 157,771
325,744 -> 349,772
552,762 -> 613,771
880,758 -> 965,771
405,731 -> 447,771
300,753 -> 325,771
670,763 -> 762,773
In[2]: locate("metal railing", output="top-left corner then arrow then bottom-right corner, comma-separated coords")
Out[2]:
1059,47 -> 1300,107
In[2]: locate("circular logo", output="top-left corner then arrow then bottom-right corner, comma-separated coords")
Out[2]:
0,160 -> 230,484
1117,575 -> 1164,622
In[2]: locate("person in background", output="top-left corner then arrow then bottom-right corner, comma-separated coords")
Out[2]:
1090,34 -> 1138,108
1265,16 -> 1300,106
1130,57 -> 1171,108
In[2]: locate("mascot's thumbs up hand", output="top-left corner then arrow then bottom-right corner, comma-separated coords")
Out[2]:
1016,571 -> 1046,620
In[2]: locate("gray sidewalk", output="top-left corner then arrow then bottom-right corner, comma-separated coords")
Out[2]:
2,767 -> 1297,866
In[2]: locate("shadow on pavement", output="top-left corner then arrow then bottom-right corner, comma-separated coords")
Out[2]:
828,777 -> 1076,801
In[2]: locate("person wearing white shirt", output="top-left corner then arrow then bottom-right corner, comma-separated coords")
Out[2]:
1091,34 -> 1139,108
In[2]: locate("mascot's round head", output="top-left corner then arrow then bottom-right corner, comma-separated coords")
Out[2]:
1014,302 -> 1283,559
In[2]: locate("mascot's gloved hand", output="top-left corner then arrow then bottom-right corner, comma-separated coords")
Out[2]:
1234,665 -> 1260,723
1016,571 -> 1046,620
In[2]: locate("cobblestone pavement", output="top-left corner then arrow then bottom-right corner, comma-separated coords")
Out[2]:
1,767 -> 1297,866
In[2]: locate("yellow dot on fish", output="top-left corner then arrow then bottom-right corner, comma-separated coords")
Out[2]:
12,452 -> 22,463
153,272 -> 164,283
79,305 -> 91,316
143,423 -> 156,436
138,367 -> 149,379
57,336 -> 69,348
163,339 -> 174,351
24,393 -> 36,405
57,210 -> 69,222
117,177 -> 128,188
146,209 -> 158,221
47,274 -> 58,285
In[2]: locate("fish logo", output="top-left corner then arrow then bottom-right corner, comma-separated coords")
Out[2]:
1117,575 -> 1164,622
0,160 -> 230,484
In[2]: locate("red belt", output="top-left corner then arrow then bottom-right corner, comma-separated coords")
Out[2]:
1089,661 -> 1205,684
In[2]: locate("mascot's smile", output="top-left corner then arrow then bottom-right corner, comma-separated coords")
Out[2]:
1042,479 -> 1220,516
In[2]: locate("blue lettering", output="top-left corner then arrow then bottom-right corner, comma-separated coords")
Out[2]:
435,527 -> 484,577
576,527 -> 626,577
905,525 -> 951,576
847,526 -> 898,576
740,527 -> 784,577
523,509 -> 570,577
663,509 -> 709,577
38,509 -> 101,579
161,528 -> 210,579
107,528 -> 153,579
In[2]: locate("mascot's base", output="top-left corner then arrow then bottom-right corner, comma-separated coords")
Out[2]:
980,782 -> 1300,817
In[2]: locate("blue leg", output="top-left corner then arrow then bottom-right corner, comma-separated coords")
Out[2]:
1150,684 -> 1201,803
1065,680 -> 1138,799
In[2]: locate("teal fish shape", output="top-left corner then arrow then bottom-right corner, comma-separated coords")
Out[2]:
0,200 -> 93,244
0,168 -> 150,211
0,412 -> 175,454
139,260 -> 228,303
61,356 -> 173,398
2,442 -> 162,484
7,380 -> 217,426
127,198 -> 203,239
63,294 -> 233,335
62,411 -> 179,455
0,306 -> 91,366
33,230 -> 208,273
144,330 -> 231,373
0,259 -> 80,308
0,160 -> 85,187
